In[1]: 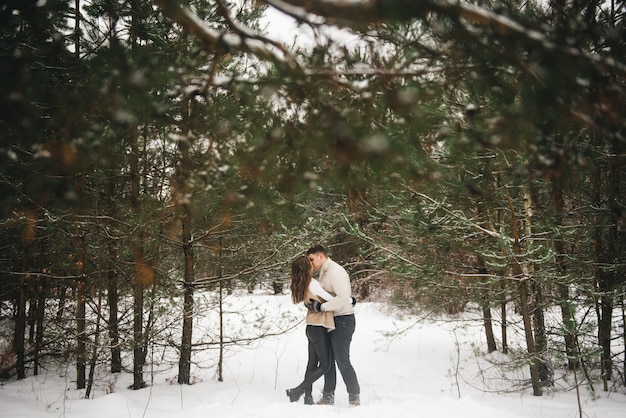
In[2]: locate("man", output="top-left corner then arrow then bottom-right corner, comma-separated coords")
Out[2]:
306,244 -> 360,406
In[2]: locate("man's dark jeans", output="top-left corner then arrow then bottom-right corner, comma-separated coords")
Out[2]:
323,314 -> 360,395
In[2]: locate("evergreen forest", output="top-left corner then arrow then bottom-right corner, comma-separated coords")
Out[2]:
0,0 -> 624,398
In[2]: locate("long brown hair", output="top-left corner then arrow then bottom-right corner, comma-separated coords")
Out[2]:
290,255 -> 312,304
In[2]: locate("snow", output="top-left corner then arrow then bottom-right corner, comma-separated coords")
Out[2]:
262,6 -> 361,50
1,292 -> 624,418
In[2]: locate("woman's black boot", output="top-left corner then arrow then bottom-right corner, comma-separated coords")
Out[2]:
286,386 -> 304,403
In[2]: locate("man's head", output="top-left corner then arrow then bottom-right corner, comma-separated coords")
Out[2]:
306,245 -> 327,271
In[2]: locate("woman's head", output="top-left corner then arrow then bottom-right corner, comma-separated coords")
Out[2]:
290,255 -> 312,304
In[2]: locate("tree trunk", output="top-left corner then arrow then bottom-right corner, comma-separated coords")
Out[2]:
76,227 -> 87,390
105,177 -> 122,373
27,289 -> 36,345
86,289 -> 103,399
132,252 -> 147,390
56,285 -> 67,320
507,192 -> 542,395
107,239 -> 122,373
178,243 -> 195,384
603,139 -> 622,384
531,281 -> 552,386
178,98 -> 195,385
523,187 -> 552,387
14,274 -> 27,380
500,279 -> 508,355
178,205 -> 195,385
518,278 -> 542,396
477,258 -> 496,352
130,121 -> 147,390
217,237 -> 224,382
597,294 -> 613,387
591,159 -> 616,388
87,188 -> 105,397
552,174 -> 578,369
15,204 -> 32,381
622,297 -> 626,386
33,276 -> 45,375
481,298 -> 497,353
218,278 -> 224,382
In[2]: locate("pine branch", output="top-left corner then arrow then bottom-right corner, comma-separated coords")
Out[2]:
153,0 -> 304,72
265,0 -> 626,77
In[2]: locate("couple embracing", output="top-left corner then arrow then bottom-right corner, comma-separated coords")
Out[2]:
286,245 -> 360,407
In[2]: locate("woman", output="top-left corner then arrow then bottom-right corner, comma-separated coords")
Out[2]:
286,255 -> 335,404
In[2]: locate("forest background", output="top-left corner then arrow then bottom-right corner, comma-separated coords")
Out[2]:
0,0 -> 624,401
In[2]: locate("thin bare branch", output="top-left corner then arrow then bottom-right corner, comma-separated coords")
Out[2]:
406,186 -> 513,242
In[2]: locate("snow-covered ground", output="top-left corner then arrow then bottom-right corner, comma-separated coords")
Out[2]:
1,291 -> 624,418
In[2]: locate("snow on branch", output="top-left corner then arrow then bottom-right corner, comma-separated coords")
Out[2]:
266,0 -> 626,77
153,0 -> 303,72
